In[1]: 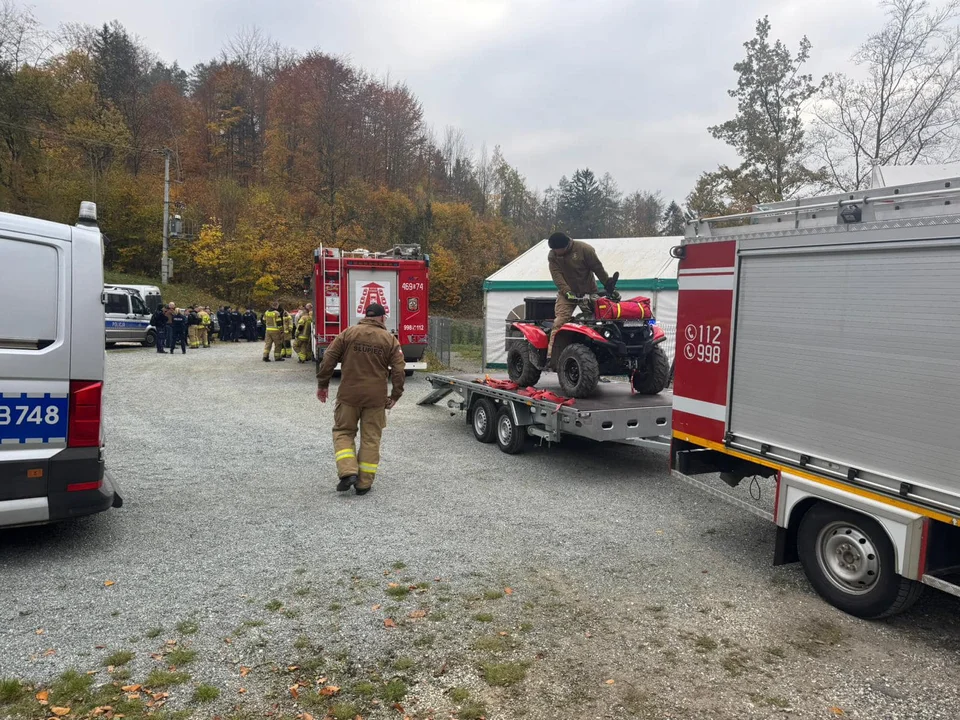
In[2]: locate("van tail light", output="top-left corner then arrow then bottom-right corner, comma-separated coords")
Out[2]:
68,380 -> 102,448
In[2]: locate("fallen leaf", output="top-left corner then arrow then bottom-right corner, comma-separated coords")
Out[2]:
407,585 -> 417,590
498,631 -> 508,637
150,653 -> 163,661
504,587 -> 514,595
51,708 -> 71,717
104,580 -> 115,587
300,714 -> 315,720
387,582 -> 399,588
36,690 -> 49,704
224,637 -> 233,644
239,666 -> 250,677
830,709 -> 845,717
165,640 -> 177,646
288,685 -> 299,699
371,604 -> 382,611
316,676 -> 328,684
85,669 -> 96,674
106,665 -> 114,673
120,685 -> 141,692
238,687 -> 247,694
392,702 -> 405,713
319,685 -> 340,697
151,693 -> 168,701
408,610 -> 427,619
384,618 -> 397,628
585,632 -> 593,638
287,665 -> 299,672
36,629 -> 44,635
126,693 -> 141,700
605,679 -> 615,685
94,644 -> 105,649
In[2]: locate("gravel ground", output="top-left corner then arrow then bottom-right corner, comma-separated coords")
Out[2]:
1,340 -> 959,720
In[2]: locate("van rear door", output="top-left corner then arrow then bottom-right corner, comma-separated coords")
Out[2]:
0,226 -> 72,525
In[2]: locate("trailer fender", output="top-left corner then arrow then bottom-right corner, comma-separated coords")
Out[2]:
776,472 -> 926,579
512,322 -> 549,350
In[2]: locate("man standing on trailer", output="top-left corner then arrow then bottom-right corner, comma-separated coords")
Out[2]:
545,231 -> 617,366
316,303 -> 405,496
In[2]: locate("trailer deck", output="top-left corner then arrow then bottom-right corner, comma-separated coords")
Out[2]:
419,373 -> 672,445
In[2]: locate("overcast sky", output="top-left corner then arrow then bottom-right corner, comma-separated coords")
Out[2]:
31,0 -> 887,202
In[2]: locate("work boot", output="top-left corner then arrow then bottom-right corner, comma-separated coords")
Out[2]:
263,357 -> 271,362
276,357 -> 285,362
355,487 -> 371,496
337,474 -> 357,492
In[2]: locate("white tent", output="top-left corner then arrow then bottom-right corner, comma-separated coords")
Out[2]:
483,237 -> 680,368
870,163 -> 960,188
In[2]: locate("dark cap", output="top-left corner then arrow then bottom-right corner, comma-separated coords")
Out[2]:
365,303 -> 386,318
548,231 -> 571,250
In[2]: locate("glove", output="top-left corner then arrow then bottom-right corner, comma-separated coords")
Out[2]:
610,291 -> 621,302
565,292 -> 578,302
604,271 -> 620,296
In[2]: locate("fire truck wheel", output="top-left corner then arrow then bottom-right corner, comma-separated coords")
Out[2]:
471,398 -> 497,444
797,502 -> 923,618
507,344 -> 542,387
632,345 -> 671,395
557,343 -> 600,398
495,407 -> 526,454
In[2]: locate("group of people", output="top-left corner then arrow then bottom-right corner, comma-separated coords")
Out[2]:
262,302 -> 315,364
150,303 -> 214,354
216,306 -> 260,342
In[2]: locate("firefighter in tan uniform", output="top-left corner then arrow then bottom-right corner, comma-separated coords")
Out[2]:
281,308 -> 294,359
316,303 -> 405,495
295,306 -> 314,363
262,301 -> 284,362
198,306 -> 211,347
546,231 -> 617,366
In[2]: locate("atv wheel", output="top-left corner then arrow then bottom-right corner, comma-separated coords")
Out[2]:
507,344 -> 542,387
557,343 -> 600,398
632,345 -> 670,395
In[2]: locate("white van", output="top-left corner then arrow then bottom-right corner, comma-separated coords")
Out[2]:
0,202 -> 122,527
103,285 -> 156,347
108,283 -> 163,312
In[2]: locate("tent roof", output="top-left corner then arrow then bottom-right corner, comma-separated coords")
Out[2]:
870,163 -> 960,188
485,236 -> 680,291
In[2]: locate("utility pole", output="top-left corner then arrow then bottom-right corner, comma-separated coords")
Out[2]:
161,148 -> 171,285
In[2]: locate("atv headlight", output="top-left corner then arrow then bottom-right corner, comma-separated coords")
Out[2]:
603,330 -> 611,338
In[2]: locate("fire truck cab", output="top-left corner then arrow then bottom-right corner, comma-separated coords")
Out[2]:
313,245 -> 429,373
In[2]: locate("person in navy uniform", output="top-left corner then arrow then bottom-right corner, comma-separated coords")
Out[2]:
171,307 -> 188,355
230,306 -> 242,342
243,308 -> 258,341
216,307 -> 227,341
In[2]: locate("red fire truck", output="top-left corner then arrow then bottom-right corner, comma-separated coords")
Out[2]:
312,244 -> 429,373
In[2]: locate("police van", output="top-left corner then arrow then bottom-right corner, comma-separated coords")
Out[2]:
108,283 -> 163,312
103,285 -> 156,347
0,202 -> 122,527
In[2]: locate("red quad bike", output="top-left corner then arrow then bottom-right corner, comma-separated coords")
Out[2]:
504,274 -> 670,398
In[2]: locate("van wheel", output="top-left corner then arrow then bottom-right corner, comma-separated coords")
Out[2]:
471,398 -> 497,443
142,330 -> 157,348
495,407 -> 526,454
797,502 -> 923,618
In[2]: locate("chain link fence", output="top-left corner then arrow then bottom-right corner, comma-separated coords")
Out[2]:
428,316 -> 452,367
428,318 -> 484,369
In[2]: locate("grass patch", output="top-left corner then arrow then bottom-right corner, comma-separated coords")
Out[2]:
241,619 -> 265,628
328,602 -> 343,611
352,681 -> 377,698
51,669 -> 95,703
385,586 -> 410,600
694,635 -> 718,653
145,627 -> 163,639
481,661 -> 529,687
519,622 -> 534,633
750,694 -> 791,709
282,609 -> 301,619
175,620 -> 199,635
483,589 -> 504,601
265,599 -> 283,611
294,635 -> 312,651
473,612 -> 494,623
0,678 -> 27,704
145,670 -> 191,688
111,668 -> 132,682
192,684 -> 220,702
331,703 -> 360,720
104,650 -> 135,667
414,633 -> 436,648
720,652 -> 750,677
450,687 -> 471,703
393,657 -> 415,671
381,678 -> 407,703
452,343 -> 483,364
458,700 -> 487,720
294,587 -> 312,597
790,618 -> 844,657
392,561 -> 407,570
764,645 -> 786,659
473,634 -> 516,653
166,648 -> 198,666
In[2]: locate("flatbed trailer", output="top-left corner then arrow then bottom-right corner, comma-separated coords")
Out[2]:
418,373 -> 671,452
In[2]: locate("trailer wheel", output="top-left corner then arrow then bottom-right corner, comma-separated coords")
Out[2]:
797,502 -> 923,618
495,407 -> 526,454
632,345 -> 670,395
507,344 -> 541,387
471,398 -> 497,444
557,343 -> 600,398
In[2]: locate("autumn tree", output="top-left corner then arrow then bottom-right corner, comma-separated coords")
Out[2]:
709,16 -> 824,203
